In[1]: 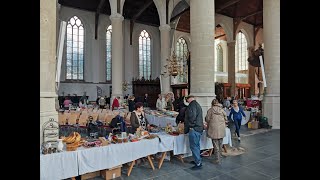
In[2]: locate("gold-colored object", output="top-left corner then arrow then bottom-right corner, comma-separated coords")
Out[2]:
161,51 -> 188,77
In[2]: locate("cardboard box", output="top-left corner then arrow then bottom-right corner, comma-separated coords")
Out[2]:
251,121 -> 259,129
100,165 -> 122,180
81,171 -> 100,180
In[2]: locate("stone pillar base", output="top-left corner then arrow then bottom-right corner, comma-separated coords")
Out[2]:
40,95 -> 58,145
192,93 -> 216,122
262,94 -> 280,129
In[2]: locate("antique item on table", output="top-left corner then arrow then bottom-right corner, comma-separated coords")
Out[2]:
42,148 -> 48,155
169,131 -> 180,136
57,139 -> 64,152
99,137 -> 110,146
42,118 -> 59,144
48,147 -> 52,154
165,123 -> 173,133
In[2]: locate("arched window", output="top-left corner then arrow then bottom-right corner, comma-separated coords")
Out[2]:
235,31 -> 248,83
235,31 -> 248,73
216,44 -> 223,72
139,30 -> 151,79
176,37 -> 188,83
66,16 -> 84,80
106,25 -> 112,82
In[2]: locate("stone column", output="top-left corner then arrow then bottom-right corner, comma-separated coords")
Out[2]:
227,41 -> 236,97
40,0 -> 58,144
263,0 -> 280,129
159,24 -> 171,94
110,13 -> 124,102
190,0 -> 216,118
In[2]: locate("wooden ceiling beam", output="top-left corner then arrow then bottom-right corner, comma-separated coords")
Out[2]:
130,0 -> 153,45
241,10 -> 262,20
170,7 -> 190,22
132,0 -> 154,21
95,0 -> 106,39
215,34 -> 226,39
216,0 -> 241,13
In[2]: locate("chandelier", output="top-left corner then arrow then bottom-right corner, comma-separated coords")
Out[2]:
161,51 -> 187,78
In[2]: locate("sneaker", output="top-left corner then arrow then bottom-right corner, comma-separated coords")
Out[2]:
238,137 -> 241,141
191,163 -> 202,170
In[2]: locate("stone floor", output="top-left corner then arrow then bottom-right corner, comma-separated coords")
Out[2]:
78,128 -> 279,180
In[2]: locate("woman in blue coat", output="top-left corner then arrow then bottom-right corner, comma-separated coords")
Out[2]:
228,100 -> 246,141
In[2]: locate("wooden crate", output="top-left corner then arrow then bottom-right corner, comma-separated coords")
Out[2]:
81,171 -> 100,180
100,165 -> 122,180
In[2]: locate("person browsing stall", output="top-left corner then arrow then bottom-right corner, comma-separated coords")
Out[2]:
130,102 -> 151,133
228,99 -> 246,141
184,95 -> 204,170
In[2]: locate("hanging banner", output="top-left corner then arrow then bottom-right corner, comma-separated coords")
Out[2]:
55,21 -> 67,91
259,55 -> 267,87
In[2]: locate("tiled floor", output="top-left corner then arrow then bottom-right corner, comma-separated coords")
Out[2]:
81,128 -> 280,180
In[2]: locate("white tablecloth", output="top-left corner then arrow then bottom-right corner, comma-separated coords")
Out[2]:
225,109 -> 251,125
40,150 -> 79,180
146,114 -> 177,127
223,127 -> 232,147
172,131 -> 213,156
76,138 -> 160,175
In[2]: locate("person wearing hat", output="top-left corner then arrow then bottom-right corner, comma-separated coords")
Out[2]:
184,95 -> 204,170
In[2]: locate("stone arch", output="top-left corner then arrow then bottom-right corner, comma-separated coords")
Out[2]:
215,14 -> 233,42
60,7 -> 93,35
236,21 -> 254,48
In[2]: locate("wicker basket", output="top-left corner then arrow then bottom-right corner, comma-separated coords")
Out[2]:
66,142 -> 80,151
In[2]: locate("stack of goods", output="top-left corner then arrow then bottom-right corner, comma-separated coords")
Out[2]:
63,132 -> 82,151
166,123 -> 179,136
83,140 -> 102,148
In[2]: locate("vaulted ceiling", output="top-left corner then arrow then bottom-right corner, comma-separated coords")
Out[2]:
58,0 -> 263,32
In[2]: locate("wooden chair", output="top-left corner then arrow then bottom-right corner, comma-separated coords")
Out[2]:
78,114 -> 89,126
91,113 -> 99,121
58,113 -> 67,125
67,113 -> 78,125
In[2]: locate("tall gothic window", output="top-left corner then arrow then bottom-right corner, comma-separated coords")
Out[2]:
235,31 -> 248,83
235,31 -> 248,73
106,25 -> 112,82
216,44 -> 223,72
176,37 -> 188,83
66,16 -> 84,80
139,30 -> 151,79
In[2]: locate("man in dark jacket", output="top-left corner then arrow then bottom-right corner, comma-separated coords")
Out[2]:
184,95 -> 204,170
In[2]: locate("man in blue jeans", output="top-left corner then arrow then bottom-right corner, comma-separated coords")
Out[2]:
184,95 -> 204,170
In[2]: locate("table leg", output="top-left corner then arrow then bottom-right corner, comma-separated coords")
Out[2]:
158,152 -> 167,169
208,148 -> 214,156
147,155 -> 155,170
176,155 -> 184,163
127,160 -> 135,176
223,145 -> 228,153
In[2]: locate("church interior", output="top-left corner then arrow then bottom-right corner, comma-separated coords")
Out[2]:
40,0 -> 279,179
